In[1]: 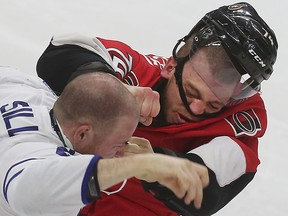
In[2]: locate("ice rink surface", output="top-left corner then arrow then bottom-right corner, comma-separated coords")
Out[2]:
1,1 -> 287,215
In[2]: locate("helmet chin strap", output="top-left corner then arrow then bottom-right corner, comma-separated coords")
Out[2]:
172,38 -> 194,116
174,62 -> 222,120
172,32 -> 228,119
173,56 -> 194,116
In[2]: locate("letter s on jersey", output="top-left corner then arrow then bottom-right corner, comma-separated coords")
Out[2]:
225,109 -> 262,137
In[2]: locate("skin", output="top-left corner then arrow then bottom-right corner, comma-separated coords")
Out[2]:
70,114 -> 139,158
61,106 -> 209,208
122,49 -> 231,124
123,85 -> 160,126
97,153 -> 209,208
122,136 -> 154,156
55,73 -> 209,209
160,55 -> 228,123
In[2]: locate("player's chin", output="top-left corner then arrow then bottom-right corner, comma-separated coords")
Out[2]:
178,112 -> 206,123
166,112 -> 189,124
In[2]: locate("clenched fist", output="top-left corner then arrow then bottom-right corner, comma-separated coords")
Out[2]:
124,84 -> 160,126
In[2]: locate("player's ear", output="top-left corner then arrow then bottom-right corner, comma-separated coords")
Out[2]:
161,57 -> 177,79
73,124 -> 91,144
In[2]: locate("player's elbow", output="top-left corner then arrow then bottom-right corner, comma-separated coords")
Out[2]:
7,174 -> 50,215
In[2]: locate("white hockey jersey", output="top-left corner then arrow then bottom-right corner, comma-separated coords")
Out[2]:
0,67 -> 98,216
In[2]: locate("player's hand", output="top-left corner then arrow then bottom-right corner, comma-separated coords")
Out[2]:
124,84 -> 160,126
124,137 -> 154,156
136,154 -> 209,209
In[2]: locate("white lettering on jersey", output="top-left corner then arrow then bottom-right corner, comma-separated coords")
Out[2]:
144,55 -> 167,70
107,47 -> 139,86
107,48 -> 133,77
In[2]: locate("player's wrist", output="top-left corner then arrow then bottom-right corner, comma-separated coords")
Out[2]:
84,155 -> 102,203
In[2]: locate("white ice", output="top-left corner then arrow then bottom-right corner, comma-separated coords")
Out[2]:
1,0 -> 287,215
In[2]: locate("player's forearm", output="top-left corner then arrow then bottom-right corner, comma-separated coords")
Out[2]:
98,153 -> 209,209
97,154 -> 149,190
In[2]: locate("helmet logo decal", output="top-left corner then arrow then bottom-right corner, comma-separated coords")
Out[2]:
228,3 -> 247,11
262,27 -> 275,46
249,49 -> 266,67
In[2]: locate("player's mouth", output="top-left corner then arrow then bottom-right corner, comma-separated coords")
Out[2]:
178,111 -> 213,122
177,112 -> 193,123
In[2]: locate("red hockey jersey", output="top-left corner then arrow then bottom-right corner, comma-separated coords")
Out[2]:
36,34 -> 267,216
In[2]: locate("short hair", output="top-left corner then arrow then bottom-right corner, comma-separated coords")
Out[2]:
177,36 -> 238,85
178,36 -> 233,66
54,72 -> 139,135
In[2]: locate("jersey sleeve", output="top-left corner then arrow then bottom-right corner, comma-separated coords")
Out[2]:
36,33 -> 115,95
97,37 -> 167,88
184,136 -> 257,215
4,153 -> 100,216
138,135 -> 259,216
36,33 -> 167,94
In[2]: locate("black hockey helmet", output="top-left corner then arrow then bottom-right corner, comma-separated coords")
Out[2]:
173,2 -> 278,110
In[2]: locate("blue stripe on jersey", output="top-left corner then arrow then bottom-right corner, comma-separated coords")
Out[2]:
3,169 -> 24,202
3,158 -> 40,203
81,155 -> 102,204
8,126 -> 39,137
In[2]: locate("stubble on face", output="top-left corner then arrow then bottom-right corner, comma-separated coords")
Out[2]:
160,77 -> 195,123
160,62 -> 224,123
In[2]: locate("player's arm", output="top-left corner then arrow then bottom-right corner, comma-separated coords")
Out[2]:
36,34 -> 161,126
187,136 -> 258,215
99,37 -> 167,86
97,153 -> 209,209
143,136 -> 259,216
123,84 -> 160,126
36,33 -> 116,95
98,38 -> 168,125
5,155 -> 97,216
5,153 -> 208,215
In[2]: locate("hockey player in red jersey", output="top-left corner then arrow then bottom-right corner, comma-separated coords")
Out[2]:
36,2 -> 278,216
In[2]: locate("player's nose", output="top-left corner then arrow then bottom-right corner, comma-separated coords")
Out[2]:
189,99 -> 206,115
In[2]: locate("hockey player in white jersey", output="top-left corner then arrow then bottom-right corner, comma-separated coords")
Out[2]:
0,66 -> 209,216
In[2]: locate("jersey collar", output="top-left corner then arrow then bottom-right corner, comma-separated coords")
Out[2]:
49,109 -> 74,150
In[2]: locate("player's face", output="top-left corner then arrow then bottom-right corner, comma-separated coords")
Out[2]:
161,57 -> 227,123
90,115 -> 138,158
